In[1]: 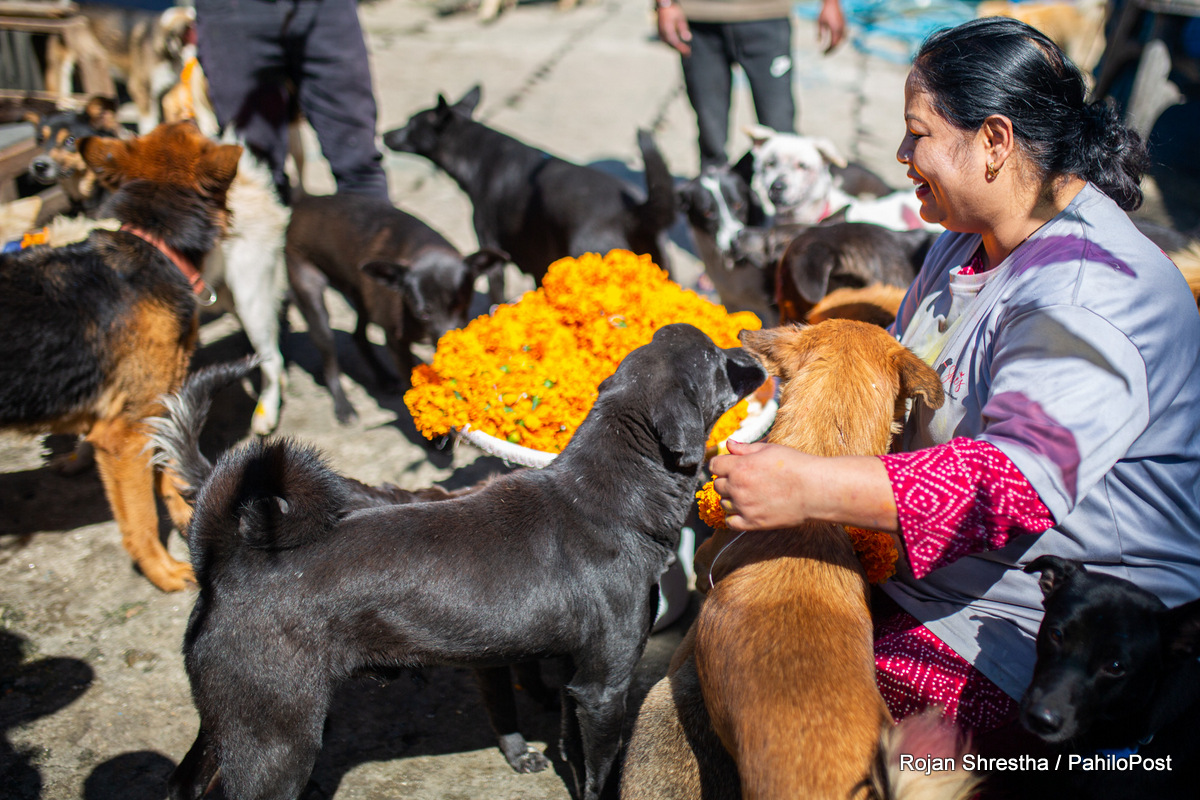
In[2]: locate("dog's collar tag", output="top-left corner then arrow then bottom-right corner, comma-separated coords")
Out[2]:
120,224 -> 216,306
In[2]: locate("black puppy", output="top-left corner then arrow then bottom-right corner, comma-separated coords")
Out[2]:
285,193 -> 508,424
1018,556 -> 1200,797
168,324 -> 766,800
383,86 -> 677,300
676,164 -> 778,325
26,96 -> 126,216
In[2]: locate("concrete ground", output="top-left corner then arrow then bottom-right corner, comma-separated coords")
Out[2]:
0,0 -> 1195,798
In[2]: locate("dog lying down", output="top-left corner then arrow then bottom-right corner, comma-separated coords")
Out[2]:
1016,555 -> 1200,797
166,324 -> 767,800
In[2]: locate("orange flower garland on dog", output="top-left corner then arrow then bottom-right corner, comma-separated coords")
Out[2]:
405,250 -> 763,454
696,481 -> 899,583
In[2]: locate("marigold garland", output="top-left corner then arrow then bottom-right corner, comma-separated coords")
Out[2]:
695,481 -> 898,584
405,250 -> 763,454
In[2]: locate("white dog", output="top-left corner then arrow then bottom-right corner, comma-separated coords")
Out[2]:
745,125 -> 941,232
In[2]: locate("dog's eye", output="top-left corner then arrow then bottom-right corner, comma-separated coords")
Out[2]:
64,136 -> 75,148
1048,628 -> 1064,645
1101,660 -> 1126,678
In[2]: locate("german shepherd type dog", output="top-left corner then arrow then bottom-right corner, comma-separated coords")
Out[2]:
0,121 -> 242,592
167,324 -> 766,800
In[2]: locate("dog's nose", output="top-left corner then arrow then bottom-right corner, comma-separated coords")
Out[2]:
768,178 -> 787,202
28,156 -> 57,183
1022,705 -> 1065,737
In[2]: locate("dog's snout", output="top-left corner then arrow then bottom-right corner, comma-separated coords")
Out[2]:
768,177 -> 787,202
28,156 -> 58,183
1021,703 -> 1065,737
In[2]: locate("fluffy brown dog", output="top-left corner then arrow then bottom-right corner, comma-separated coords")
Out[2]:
622,320 -> 980,800
0,121 -> 241,592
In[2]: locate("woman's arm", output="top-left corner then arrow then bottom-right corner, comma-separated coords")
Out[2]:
709,439 -> 899,533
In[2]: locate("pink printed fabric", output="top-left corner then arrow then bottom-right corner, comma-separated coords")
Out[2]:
879,438 -> 1055,579
875,609 -> 1018,732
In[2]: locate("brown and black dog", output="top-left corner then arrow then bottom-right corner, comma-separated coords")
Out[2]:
0,121 -> 241,592
26,96 -> 128,217
622,321 -> 977,800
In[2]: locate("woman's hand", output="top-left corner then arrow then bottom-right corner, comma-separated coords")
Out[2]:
656,4 -> 692,56
710,439 -> 900,533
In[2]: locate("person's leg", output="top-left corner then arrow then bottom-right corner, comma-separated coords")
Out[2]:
680,21 -> 735,168
731,17 -> 797,134
289,0 -> 389,199
194,0 -> 292,200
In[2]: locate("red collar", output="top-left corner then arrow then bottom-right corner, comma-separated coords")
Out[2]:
120,224 -> 215,306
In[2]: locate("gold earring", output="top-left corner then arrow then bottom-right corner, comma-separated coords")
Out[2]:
986,162 -> 1001,180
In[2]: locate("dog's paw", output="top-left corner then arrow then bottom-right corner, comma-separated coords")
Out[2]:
143,557 -> 197,593
511,748 -> 552,774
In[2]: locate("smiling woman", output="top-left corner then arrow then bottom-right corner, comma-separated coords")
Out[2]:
708,15 -> 1200,756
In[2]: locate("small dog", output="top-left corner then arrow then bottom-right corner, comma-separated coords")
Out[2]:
45,4 -> 195,133
0,121 -> 242,593
774,221 -> 935,325
676,164 -> 777,324
1017,555 -> 1200,797
622,321 -> 976,800
167,323 -> 766,800
383,86 -> 678,300
26,96 -> 127,216
285,193 -> 509,424
746,125 -> 939,232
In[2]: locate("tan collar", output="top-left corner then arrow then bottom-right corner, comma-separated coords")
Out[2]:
120,224 -> 215,306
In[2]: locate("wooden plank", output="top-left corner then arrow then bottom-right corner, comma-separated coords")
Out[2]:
0,1 -> 77,19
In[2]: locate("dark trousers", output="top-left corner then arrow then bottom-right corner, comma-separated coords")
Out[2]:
680,18 -> 796,168
195,0 -> 389,202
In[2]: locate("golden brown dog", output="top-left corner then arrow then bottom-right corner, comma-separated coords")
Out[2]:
622,320 -> 979,800
0,121 -> 241,592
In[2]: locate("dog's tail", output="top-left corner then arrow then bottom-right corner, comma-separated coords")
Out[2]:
870,709 -> 983,800
636,128 -> 678,235
148,356 -> 260,501
189,438 -> 349,573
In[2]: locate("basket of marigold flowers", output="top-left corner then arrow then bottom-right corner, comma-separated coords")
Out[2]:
404,249 -> 777,467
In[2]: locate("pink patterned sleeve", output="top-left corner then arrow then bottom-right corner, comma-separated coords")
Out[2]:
878,438 -> 1055,578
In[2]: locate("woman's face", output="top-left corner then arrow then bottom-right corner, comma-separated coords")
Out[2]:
896,73 -> 988,231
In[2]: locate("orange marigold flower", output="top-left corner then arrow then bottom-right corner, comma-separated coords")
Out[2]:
696,481 -> 727,529
405,249 -> 763,454
844,527 -> 899,584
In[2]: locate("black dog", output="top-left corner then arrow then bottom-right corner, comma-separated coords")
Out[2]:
285,193 -> 509,424
168,324 -> 766,800
773,222 -> 935,325
151,359 -> 562,777
676,163 -> 778,325
1017,555 -> 1200,797
382,85 -> 677,301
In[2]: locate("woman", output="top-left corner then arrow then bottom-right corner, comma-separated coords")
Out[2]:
710,16 -> 1200,734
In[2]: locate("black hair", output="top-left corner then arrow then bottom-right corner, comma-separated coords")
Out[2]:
911,16 -> 1149,211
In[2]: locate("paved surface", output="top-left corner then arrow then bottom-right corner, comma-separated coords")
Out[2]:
0,1 -> 1194,798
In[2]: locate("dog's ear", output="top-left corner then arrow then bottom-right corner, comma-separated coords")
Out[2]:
454,85 -> 482,117
79,135 -> 130,183
200,142 -> 243,195
1025,555 -> 1082,597
84,96 -> 120,134
1160,597 -> 1200,658
738,326 -> 807,380
360,260 -> 413,294
463,247 -> 509,278
812,137 -> 848,169
780,238 -> 838,305
743,124 -> 777,151
650,391 -> 707,472
893,345 -> 944,410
